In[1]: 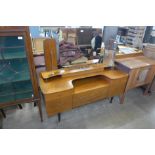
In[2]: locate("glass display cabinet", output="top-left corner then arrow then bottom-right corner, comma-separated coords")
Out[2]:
0,26 -> 42,121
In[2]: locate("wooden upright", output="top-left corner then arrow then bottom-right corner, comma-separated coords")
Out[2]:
44,39 -> 58,70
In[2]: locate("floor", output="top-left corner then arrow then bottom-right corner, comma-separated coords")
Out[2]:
1,88 -> 155,129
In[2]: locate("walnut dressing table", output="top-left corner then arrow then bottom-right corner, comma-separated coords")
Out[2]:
39,63 -> 128,120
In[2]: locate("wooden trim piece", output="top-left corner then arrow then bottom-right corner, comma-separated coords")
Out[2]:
0,98 -> 39,108
44,39 -> 58,71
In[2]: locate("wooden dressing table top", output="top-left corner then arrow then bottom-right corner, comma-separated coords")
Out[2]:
40,65 -> 128,95
115,56 -> 155,69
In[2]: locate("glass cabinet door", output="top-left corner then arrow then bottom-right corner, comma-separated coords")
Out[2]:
0,35 -> 33,103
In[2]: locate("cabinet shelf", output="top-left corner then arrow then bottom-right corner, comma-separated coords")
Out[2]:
0,89 -> 32,97
0,50 -> 26,60
0,80 -> 32,95
0,58 -> 31,84
126,26 -> 145,47
0,45 -> 26,60
0,71 -> 30,85
0,80 -> 33,103
0,91 -> 33,103
73,75 -> 109,94
0,46 -> 24,49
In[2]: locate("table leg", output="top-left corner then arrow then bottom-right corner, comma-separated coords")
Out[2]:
58,113 -> 61,122
119,93 -> 126,104
37,100 -> 43,122
110,97 -> 114,103
143,84 -> 151,95
17,104 -> 23,109
0,109 -> 6,118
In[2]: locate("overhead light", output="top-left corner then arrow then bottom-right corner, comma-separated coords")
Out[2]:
18,36 -> 23,40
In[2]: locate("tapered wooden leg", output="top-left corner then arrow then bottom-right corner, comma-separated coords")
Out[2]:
0,109 -> 6,118
110,97 -> 114,103
58,113 -> 61,122
17,104 -> 23,109
143,84 -> 151,95
119,93 -> 125,104
37,100 -> 43,122
34,102 -> 37,107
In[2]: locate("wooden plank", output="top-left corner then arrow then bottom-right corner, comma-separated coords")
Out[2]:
43,39 -> 58,71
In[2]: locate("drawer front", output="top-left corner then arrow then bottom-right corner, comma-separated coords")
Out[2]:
73,87 -> 108,108
45,90 -> 73,116
108,77 -> 128,97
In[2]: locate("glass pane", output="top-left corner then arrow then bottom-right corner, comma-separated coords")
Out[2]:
0,36 -> 33,103
0,83 -> 15,103
0,36 -> 26,60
